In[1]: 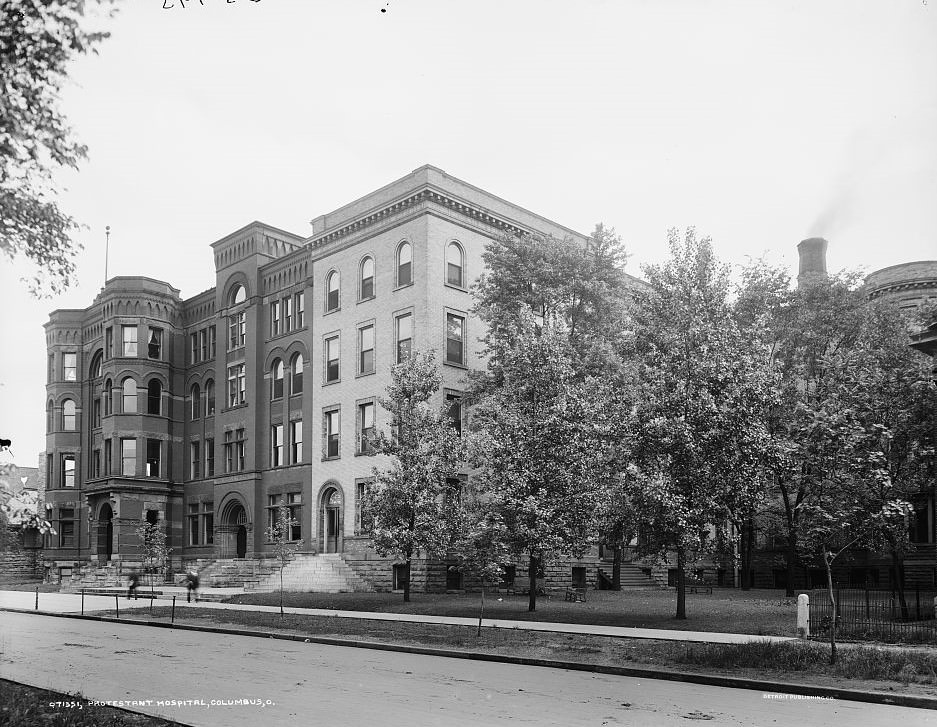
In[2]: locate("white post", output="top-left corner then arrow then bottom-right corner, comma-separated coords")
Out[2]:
797,593 -> 810,638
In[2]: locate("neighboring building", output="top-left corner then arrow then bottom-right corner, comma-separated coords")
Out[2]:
42,165 -> 646,590
865,261 -> 937,313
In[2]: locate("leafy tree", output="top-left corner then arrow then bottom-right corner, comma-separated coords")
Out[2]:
449,507 -> 511,636
134,519 -> 171,595
470,312 -> 606,612
264,503 -> 303,616
626,228 -> 775,619
1,0 -> 114,294
368,351 -> 467,603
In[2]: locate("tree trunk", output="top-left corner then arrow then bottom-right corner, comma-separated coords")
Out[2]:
403,557 -> 411,603
740,516 -> 755,591
612,545 -> 622,591
477,579 -> 485,637
528,554 -> 538,612
823,547 -> 837,665
676,546 -> 687,620
891,549 -> 909,620
280,561 -> 284,616
785,533 -> 798,598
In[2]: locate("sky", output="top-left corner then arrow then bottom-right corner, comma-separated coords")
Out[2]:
1,0 -> 935,465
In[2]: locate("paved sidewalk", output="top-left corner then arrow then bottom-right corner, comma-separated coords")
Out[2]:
0,589 -> 796,644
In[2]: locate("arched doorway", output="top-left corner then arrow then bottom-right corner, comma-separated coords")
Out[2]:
320,487 -> 343,553
98,503 -> 113,560
220,500 -> 248,558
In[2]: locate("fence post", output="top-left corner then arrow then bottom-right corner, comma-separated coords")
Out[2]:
115,594 -> 119,618
797,593 -> 810,638
34,586 -> 38,611
81,589 -> 84,616
171,596 -> 176,624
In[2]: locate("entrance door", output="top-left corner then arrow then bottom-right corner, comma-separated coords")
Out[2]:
326,507 -> 339,553
236,525 -> 247,558
99,504 -> 114,560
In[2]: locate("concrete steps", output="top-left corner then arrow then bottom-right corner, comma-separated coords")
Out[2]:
249,553 -> 373,593
597,563 -> 657,588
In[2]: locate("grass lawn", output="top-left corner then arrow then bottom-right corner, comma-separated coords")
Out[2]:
97,606 -> 937,699
0,679 -> 182,727
225,587 -> 801,636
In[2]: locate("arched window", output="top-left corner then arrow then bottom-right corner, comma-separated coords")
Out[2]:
231,283 -> 247,305
122,378 -> 137,413
291,353 -> 303,395
46,400 -> 54,432
104,379 -> 113,416
205,379 -> 215,416
397,242 -> 412,286
191,384 -> 201,421
147,379 -> 162,415
447,241 -> 464,287
272,359 -> 284,399
360,256 -> 375,300
62,399 -> 77,430
326,271 -> 340,312
89,350 -> 103,379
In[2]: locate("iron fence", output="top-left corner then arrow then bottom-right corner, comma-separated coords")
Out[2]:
809,587 -> 937,643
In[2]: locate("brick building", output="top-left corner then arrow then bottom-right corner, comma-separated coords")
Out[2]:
42,165 -> 644,591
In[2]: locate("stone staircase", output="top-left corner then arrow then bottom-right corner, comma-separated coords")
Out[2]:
191,558 -> 278,590
247,553 -> 373,593
597,562 -> 657,588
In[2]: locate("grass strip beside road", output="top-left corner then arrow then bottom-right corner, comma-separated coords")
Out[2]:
0,678 -> 183,727
97,606 -> 937,699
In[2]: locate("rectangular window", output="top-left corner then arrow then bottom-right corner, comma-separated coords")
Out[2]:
48,354 -> 54,383
146,439 -> 161,478
199,329 -> 208,361
236,428 -> 245,471
325,336 -> 340,383
359,325 -> 375,375
447,392 -> 463,436
355,479 -> 372,535
290,419 -> 303,463
228,312 -> 245,350
224,431 -> 234,473
59,509 -> 75,548
93,398 -> 101,428
446,313 -> 465,365
206,438 -> 214,476
271,300 -> 281,336
267,494 -> 280,533
283,296 -> 293,331
208,326 -> 216,359
287,492 -> 301,541
190,441 -> 200,480
122,325 -> 138,357
295,292 -> 305,328
203,502 -> 214,544
92,449 -> 101,478
396,313 -> 412,363
191,332 -> 199,363
358,401 -> 375,455
271,424 -> 284,467
121,438 -> 136,477
104,439 -> 112,476
227,364 -> 246,407
188,504 -> 199,546
105,327 -> 113,359
61,455 -> 76,488
63,353 -> 77,382
148,328 -> 162,359
325,409 -> 340,459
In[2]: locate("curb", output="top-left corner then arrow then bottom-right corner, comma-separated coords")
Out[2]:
5,607 -> 937,711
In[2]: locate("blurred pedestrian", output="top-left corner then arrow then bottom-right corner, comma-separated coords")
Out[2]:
185,570 -> 200,603
127,570 -> 139,600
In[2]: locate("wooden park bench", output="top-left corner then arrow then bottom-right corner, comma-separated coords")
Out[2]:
686,576 -> 714,594
564,586 -> 586,602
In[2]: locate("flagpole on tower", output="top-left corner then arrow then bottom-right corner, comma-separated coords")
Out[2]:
104,225 -> 111,285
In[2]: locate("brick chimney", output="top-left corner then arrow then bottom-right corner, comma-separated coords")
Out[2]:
797,237 -> 828,288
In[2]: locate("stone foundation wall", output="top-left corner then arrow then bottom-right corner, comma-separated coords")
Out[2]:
0,532 -> 42,583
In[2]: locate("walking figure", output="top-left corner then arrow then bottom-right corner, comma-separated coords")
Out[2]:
127,571 -> 139,600
186,570 -> 200,603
